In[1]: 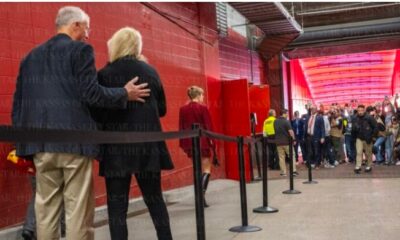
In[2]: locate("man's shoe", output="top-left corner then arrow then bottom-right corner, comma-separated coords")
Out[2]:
324,163 -> 335,168
280,173 -> 287,177
364,167 -> 372,173
334,160 -> 339,166
21,229 -> 35,240
354,168 -> 361,174
292,171 -> 299,177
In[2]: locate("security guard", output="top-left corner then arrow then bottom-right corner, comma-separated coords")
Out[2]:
263,109 -> 279,169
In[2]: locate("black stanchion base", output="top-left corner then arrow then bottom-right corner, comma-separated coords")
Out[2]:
303,180 -> 318,184
282,189 -> 301,194
229,225 -> 262,233
253,206 -> 279,213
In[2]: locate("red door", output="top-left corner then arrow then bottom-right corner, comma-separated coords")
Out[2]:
221,79 -> 251,181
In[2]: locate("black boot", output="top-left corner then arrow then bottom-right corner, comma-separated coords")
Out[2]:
21,229 -> 36,240
202,173 -> 210,208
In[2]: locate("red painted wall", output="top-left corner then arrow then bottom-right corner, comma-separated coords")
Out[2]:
219,29 -> 264,84
0,2 -> 230,229
289,59 -> 313,115
392,50 -> 400,94
0,2 -> 267,229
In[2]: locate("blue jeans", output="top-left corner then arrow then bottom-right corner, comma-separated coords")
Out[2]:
385,136 -> 394,163
373,136 -> 386,163
345,134 -> 356,162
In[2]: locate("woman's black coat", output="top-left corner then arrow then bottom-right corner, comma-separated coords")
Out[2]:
91,56 -> 174,177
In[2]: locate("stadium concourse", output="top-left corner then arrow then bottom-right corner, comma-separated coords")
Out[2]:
93,164 -> 400,240
1,2 -> 400,240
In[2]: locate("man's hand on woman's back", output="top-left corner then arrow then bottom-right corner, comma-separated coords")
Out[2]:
124,76 -> 151,102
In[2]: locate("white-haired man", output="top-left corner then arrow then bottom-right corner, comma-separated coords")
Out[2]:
12,6 -> 150,240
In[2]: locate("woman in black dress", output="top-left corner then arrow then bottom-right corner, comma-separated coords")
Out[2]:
92,27 -> 174,240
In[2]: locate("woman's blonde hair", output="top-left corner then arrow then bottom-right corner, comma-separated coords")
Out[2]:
187,86 -> 204,100
107,27 -> 146,63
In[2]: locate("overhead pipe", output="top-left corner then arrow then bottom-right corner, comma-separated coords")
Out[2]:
289,17 -> 400,47
296,3 -> 400,16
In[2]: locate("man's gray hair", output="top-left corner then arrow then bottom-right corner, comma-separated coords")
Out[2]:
268,109 -> 276,116
55,6 -> 90,29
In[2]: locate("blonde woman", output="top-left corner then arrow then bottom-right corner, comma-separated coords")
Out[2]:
91,27 -> 173,240
179,86 -> 214,207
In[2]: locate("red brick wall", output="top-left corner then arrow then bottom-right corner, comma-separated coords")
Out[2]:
219,29 -> 265,84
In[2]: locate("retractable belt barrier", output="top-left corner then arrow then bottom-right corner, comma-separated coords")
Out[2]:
0,125 -> 198,144
0,124 -> 273,240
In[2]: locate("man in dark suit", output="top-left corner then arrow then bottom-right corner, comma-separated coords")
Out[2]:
305,106 -> 326,168
291,110 -> 306,163
11,6 -> 150,240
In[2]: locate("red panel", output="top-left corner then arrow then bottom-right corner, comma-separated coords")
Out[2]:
289,59 -> 313,115
222,79 -> 251,181
249,85 -> 270,133
392,50 -> 400,94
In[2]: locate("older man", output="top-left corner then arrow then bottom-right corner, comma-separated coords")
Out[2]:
12,6 -> 150,240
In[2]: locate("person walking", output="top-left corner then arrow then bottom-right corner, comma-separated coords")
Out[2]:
352,105 -> 378,174
11,6 -> 149,240
179,86 -> 215,208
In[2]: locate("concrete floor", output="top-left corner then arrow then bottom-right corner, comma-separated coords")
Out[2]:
95,177 -> 400,240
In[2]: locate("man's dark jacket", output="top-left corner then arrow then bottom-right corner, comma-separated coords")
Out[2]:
352,113 -> 378,144
304,114 -> 326,140
12,33 -> 128,157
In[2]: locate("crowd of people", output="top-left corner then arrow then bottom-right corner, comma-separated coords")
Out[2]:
264,96 -> 400,176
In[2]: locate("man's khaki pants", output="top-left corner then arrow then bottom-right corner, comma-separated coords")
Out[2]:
277,145 -> 296,175
34,152 -> 94,240
356,139 -> 373,169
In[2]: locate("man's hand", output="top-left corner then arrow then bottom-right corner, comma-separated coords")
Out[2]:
320,138 -> 325,144
124,77 -> 150,102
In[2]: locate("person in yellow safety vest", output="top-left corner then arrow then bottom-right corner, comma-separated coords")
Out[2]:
263,109 -> 279,169
263,109 -> 276,138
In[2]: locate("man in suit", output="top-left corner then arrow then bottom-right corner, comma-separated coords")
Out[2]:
12,6 -> 150,240
291,110 -> 306,163
305,106 -> 326,168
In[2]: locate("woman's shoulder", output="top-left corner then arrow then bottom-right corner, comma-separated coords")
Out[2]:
136,60 -> 159,77
98,62 -> 112,75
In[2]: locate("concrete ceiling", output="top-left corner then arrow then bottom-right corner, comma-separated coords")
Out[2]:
230,2 -> 400,59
